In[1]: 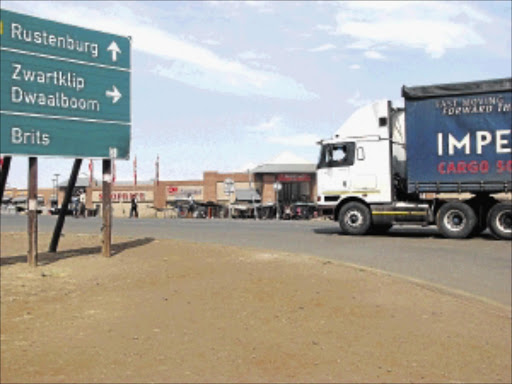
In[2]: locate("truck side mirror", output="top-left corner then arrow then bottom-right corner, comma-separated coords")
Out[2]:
357,147 -> 365,161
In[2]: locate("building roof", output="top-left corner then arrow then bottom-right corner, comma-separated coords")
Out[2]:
106,180 -> 154,186
252,163 -> 316,174
59,177 -> 92,188
59,178 -> 152,187
252,151 -> 316,174
267,151 -> 312,165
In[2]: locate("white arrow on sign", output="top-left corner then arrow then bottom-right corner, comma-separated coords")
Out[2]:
107,41 -> 122,62
106,86 -> 122,103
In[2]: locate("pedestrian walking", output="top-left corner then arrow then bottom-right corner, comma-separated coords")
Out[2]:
79,190 -> 86,218
73,196 -> 79,218
130,195 -> 138,218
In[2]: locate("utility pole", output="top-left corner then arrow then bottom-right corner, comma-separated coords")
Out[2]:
224,178 -> 235,219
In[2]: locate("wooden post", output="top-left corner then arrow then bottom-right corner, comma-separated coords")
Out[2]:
49,159 -> 82,252
0,156 -> 12,203
27,157 -> 38,267
102,159 -> 112,257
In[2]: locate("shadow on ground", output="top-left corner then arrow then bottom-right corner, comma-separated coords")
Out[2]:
0,237 -> 155,267
312,226 -> 497,240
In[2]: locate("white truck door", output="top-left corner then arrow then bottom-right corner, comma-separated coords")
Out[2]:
349,139 -> 393,203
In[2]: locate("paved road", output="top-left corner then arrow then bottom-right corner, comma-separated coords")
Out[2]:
2,214 -> 511,307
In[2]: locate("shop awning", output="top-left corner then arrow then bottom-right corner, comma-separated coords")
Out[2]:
235,189 -> 261,202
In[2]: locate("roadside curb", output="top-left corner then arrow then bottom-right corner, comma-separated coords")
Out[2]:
334,259 -> 512,315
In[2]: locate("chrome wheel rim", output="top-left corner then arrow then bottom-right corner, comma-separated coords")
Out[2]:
444,210 -> 465,232
496,210 -> 512,234
345,210 -> 363,228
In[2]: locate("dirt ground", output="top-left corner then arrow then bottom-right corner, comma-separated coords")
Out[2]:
1,231 -> 510,384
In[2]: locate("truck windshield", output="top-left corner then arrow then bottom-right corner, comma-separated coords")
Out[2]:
317,142 -> 355,169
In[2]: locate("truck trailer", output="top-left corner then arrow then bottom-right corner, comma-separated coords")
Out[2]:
316,78 -> 511,239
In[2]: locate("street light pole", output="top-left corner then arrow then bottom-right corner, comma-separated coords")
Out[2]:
273,181 -> 282,220
248,168 -> 259,221
52,178 -> 56,209
224,178 -> 235,220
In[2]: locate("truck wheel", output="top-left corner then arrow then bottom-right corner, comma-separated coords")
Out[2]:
436,202 -> 476,239
487,203 -> 512,240
339,202 -> 371,235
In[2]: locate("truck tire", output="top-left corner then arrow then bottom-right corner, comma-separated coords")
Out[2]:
487,203 -> 512,240
339,202 -> 371,235
436,202 -> 476,239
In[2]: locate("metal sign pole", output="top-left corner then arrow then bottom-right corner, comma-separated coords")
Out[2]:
27,157 -> 38,266
102,159 -> 112,257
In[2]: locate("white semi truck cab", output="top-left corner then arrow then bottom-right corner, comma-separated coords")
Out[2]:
316,79 -> 512,239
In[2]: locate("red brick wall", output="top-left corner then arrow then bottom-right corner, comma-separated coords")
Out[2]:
203,171 -> 250,202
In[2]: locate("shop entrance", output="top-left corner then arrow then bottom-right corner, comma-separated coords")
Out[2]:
279,182 -> 311,204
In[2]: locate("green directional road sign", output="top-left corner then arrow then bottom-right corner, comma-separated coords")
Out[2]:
0,8 -> 131,159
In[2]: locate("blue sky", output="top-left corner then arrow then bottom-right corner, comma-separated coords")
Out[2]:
2,0 -> 511,188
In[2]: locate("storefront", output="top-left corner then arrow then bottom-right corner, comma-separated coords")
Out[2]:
275,173 -> 313,204
251,164 -> 317,205
90,185 -> 154,218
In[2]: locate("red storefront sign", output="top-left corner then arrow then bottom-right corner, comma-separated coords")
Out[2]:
277,174 -> 311,182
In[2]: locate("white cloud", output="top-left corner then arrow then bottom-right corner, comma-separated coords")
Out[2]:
202,39 -> 220,46
4,2 -> 316,100
207,0 -> 274,14
247,117 -> 319,147
309,44 -> 336,53
247,116 -> 284,133
364,50 -> 385,60
334,2 -> 491,58
349,64 -> 361,70
238,50 -> 270,60
244,1 -> 274,13
315,24 -> 334,33
346,40 -> 374,50
285,47 -> 303,53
